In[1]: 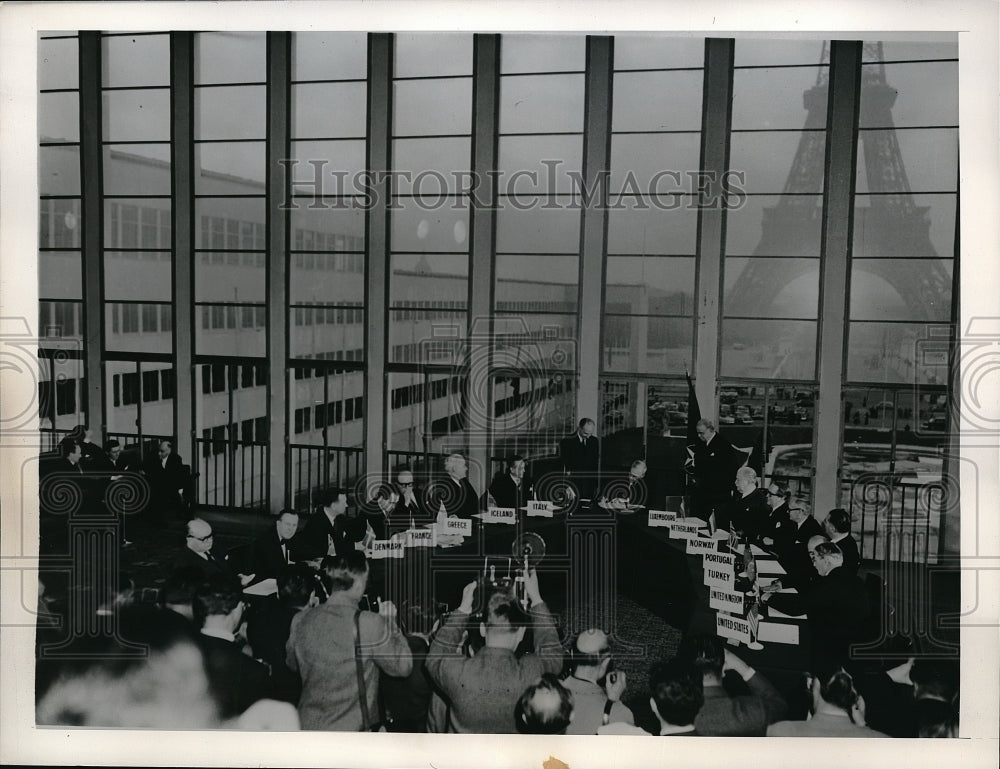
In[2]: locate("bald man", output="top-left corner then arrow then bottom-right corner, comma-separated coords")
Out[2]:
426,454 -> 480,519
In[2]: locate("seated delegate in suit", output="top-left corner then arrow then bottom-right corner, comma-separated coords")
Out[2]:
689,419 -> 741,522
248,509 -> 300,581
488,454 -> 532,511
758,481 -> 792,548
822,508 -> 861,576
292,487 -> 347,562
597,460 -> 648,511
392,469 -> 427,524
558,418 -> 600,500
426,453 -> 480,519
175,518 -> 254,586
722,467 -> 769,538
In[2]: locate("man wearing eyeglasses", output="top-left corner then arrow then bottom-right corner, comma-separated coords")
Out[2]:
562,629 -> 634,735
176,517 -> 254,585
392,470 -> 425,523
758,481 -> 792,548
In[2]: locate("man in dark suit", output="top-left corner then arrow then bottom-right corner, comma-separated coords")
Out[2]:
723,467 -> 769,538
758,480 -> 792,548
763,540 -> 870,671
690,419 -> 741,522
292,487 -> 347,562
597,459 -> 648,511
70,425 -> 104,468
392,470 -> 425,524
143,439 -> 188,523
175,518 -> 254,585
488,454 -> 532,510
193,575 -> 272,720
426,454 -> 480,519
559,418 -> 600,500
823,508 -> 861,576
248,510 -> 300,581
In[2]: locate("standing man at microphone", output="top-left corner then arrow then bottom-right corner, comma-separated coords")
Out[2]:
560,418 -> 600,501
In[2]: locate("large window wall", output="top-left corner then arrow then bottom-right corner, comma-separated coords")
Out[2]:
37,33 -> 959,551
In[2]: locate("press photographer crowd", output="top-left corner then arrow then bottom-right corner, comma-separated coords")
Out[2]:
34,421 -> 958,736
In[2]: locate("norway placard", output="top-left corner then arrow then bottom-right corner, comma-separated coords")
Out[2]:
716,612 -> 751,644
686,536 -> 719,556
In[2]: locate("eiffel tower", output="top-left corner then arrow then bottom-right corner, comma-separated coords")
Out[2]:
725,42 -> 953,321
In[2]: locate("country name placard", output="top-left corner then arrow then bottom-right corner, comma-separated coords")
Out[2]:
484,507 -> 517,524
704,552 -> 736,570
709,588 -> 746,613
686,536 -> 719,555
369,540 -> 405,559
441,517 -> 472,536
647,510 -> 676,528
716,612 -> 751,644
703,564 -> 736,590
406,528 -> 434,548
527,500 -> 554,517
668,520 -> 701,540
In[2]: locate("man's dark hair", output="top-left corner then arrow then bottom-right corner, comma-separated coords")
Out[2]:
319,486 -> 347,508
103,439 -> 121,452
813,541 -> 843,559
160,567 -> 204,608
811,662 -> 862,723
506,453 -> 524,468
649,659 -> 704,726
915,697 -> 958,738
277,563 -> 320,608
677,633 -> 724,679
770,481 -> 790,501
321,551 -> 368,593
191,575 -> 242,627
515,673 -> 574,734
578,418 -> 594,430
910,659 -> 959,702
485,590 -> 529,630
58,439 -> 80,459
826,508 -> 852,534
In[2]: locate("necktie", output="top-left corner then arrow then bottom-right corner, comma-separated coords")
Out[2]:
281,542 -> 289,563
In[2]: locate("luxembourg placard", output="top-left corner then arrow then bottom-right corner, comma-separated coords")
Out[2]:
647,510 -> 676,527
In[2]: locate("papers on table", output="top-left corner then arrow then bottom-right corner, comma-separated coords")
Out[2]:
758,576 -> 797,594
765,606 -> 800,621
755,559 -> 787,575
757,621 -> 800,645
750,544 -> 770,557
243,578 -> 277,597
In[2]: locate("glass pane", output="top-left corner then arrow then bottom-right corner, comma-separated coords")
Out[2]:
853,194 -> 956,257
195,142 -> 267,193
39,145 -> 80,195
393,137 -> 473,194
290,253 -> 366,305
599,379 -> 640,457
194,198 -> 265,247
499,75 -> 585,134
39,36 -> 79,90
390,198 -> 470,253
289,307 -> 365,361
394,34 -> 473,78
497,135 -> 582,195
105,302 -> 173,354
763,385 -> 817,506
611,70 -> 703,132
291,82 -> 367,138
495,196 -> 580,254
196,254 -> 265,303
609,133 -> 701,194
289,202 -> 366,250
196,304 -> 266,356
603,316 -> 694,374
605,257 -> 696,314
139,362 -> 176,437
39,252 -> 82,299
102,34 -> 170,87
389,311 -> 467,364
850,259 -> 953,322
38,198 -> 81,249
725,195 -> 823,256
102,89 -> 170,141
860,61 -> 958,128
720,318 -> 816,379
724,257 -> 820,319
194,32 -> 267,84
856,129 -> 957,193
105,252 -> 172,301
292,32 -> 368,81
103,360 -> 137,436
606,199 -> 698,255
495,255 -> 579,311
103,144 -> 172,195
734,39 -> 827,67
848,322 -> 941,384
289,140 -> 367,196
390,253 -> 468,306
500,34 -> 586,73
490,372 -> 577,463
729,131 -> 825,194
732,66 -> 828,130
194,86 -> 266,140
39,91 -> 79,142
104,199 -> 172,249
386,371 -> 465,461
38,300 -> 83,347
613,35 -> 705,70
495,313 -> 579,371
393,78 -> 472,137
861,37 -> 958,63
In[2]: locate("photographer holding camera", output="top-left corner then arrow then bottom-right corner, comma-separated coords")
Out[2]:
425,570 -> 563,733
